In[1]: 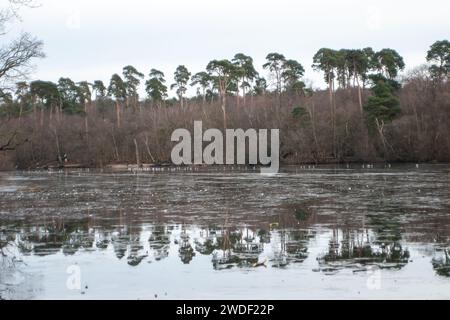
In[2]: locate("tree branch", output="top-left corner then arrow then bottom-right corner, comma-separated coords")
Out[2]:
0,131 -> 28,151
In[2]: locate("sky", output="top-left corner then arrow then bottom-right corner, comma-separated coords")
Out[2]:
6,0 -> 450,97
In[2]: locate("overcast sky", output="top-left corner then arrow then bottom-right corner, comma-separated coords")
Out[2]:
9,0 -> 450,96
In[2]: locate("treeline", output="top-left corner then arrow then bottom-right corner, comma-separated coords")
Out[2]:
0,40 -> 449,169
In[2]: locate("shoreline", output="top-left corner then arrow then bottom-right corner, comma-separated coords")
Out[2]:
2,161 -> 449,173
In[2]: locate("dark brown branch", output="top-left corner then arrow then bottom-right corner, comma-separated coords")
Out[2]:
0,131 -> 28,151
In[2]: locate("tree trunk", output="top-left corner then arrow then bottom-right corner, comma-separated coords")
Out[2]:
328,73 -> 336,158
355,74 -> 363,115
111,131 -> 120,161
276,71 -> 282,109
55,102 -> 60,123
19,103 -> 23,125
375,118 -> 388,157
134,138 -> 140,167
144,135 -> 156,163
59,98 -> 63,122
308,102 -> 319,161
412,104 -> 421,143
328,73 -> 333,115
40,106 -> 44,127
84,102 -> 89,138
221,94 -> 227,130
32,96 -> 37,127
332,80 -> 337,158
53,127 -> 62,166
116,101 -> 121,128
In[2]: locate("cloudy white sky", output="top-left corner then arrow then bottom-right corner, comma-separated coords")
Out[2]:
8,0 -> 450,96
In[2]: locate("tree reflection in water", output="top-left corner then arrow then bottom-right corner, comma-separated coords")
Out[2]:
1,167 -> 449,299
271,228 -> 313,268
432,249 -> 450,277
0,205 -> 448,277
317,211 -> 411,273
178,225 -> 195,264
211,227 -> 264,270
195,228 -> 218,255
1,236 -> 39,300
317,229 -> 410,273
126,225 -> 146,267
148,225 -> 171,262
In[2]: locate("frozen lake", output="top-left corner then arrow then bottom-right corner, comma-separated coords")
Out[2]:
0,164 -> 449,300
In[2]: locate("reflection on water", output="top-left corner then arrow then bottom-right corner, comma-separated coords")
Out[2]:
1,218 -> 313,269
317,229 -> 410,274
432,250 -> 450,277
0,164 -> 450,299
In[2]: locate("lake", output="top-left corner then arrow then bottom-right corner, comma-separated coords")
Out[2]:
1,164 -> 449,300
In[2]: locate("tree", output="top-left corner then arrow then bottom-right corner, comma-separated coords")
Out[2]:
145,69 -> 167,107
206,59 -> 237,129
15,81 -> 30,121
263,53 -> 286,106
0,89 -> 13,117
345,49 -> 373,113
30,80 -> 59,105
0,1 -> 36,28
253,76 -> 267,96
335,49 -> 351,89
0,33 -> 44,90
77,81 -> 92,136
374,49 -> 405,79
364,74 -> 401,155
282,59 -> 305,95
191,71 -> 212,105
426,40 -> 450,80
77,81 -> 92,104
29,80 -> 59,126
365,75 -> 401,124
313,48 -> 339,95
93,80 -> 107,99
15,81 -> 29,100
0,1 -> 44,154
122,65 -> 144,111
313,48 -> 339,156
107,74 -> 127,128
0,1 -> 44,87
232,53 -> 258,105
57,77 -> 83,114
171,65 -> 191,109
364,49 -> 404,155
361,47 -> 376,88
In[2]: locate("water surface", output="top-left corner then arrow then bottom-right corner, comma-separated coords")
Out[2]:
1,165 -> 449,300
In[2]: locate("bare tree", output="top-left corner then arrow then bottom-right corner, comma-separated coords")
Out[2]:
0,0 -> 36,32
0,0 -> 44,153
0,1 -> 44,81
0,33 -> 44,88
0,0 -> 44,86
0,122 -> 28,151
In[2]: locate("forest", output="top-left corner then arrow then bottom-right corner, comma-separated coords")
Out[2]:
0,38 -> 449,169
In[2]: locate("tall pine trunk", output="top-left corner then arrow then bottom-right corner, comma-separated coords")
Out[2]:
116,100 -> 121,128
